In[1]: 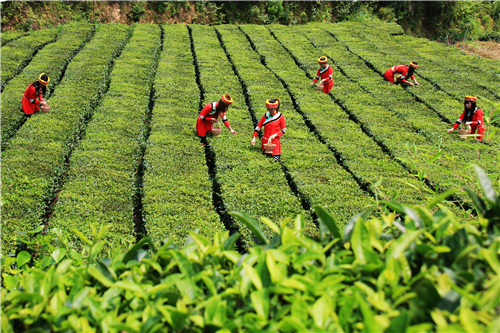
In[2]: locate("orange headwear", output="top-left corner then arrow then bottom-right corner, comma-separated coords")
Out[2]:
265,99 -> 279,109
409,62 -> 418,69
221,94 -> 233,105
39,73 -> 50,85
464,95 -> 477,102
318,56 -> 328,63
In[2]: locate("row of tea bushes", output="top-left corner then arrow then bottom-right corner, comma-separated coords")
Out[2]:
1,23 -> 94,147
0,31 -> 29,46
297,24 -> 499,176
358,21 -> 500,100
1,28 -> 59,91
215,25 -> 375,226
1,24 -> 130,256
392,35 -> 500,99
268,25 -> 475,215
190,25 -> 309,248
243,24 -> 428,207
49,24 -> 162,252
323,22 -> 499,127
142,25 -> 225,248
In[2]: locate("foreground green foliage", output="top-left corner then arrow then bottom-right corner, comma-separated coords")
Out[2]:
2,166 -> 499,332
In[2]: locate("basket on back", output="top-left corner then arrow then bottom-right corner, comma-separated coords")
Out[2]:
211,121 -> 222,137
263,138 -> 276,154
459,125 -> 472,139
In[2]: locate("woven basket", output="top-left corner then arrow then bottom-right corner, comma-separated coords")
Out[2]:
459,125 -> 472,139
211,121 -> 222,137
263,138 -> 276,154
40,101 -> 50,113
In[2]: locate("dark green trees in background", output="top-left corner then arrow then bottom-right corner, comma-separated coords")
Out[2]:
2,1 -> 499,41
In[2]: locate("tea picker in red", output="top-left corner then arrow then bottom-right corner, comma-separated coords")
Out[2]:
22,73 -> 50,117
447,95 -> 485,142
251,99 -> 286,162
384,62 -> 420,86
310,56 -> 334,94
197,94 -> 236,146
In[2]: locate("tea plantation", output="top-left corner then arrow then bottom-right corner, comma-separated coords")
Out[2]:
1,22 -> 499,332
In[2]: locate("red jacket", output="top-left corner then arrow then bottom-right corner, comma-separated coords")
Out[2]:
253,111 -> 286,155
22,82 -> 44,114
390,65 -> 415,83
196,102 -> 231,137
313,65 -> 333,85
452,107 -> 485,141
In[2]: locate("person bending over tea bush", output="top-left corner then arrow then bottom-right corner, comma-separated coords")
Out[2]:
22,73 -> 50,118
196,94 -> 236,146
384,61 -> 420,86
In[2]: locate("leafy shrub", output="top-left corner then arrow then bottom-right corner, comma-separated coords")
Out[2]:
1,166 -> 499,332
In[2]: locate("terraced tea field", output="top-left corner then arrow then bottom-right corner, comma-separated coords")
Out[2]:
2,22 -> 499,254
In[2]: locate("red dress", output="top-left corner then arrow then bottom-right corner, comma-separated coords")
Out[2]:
313,65 -> 334,93
253,111 -> 286,155
452,107 -> 485,142
384,65 -> 415,84
22,82 -> 43,115
196,102 -> 231,137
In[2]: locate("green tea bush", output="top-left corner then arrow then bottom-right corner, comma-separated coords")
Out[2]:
1,23 -> 94,147
1,165 -> 498,332
142,24 -> 225,248
49,24 -> 162,252
1,24 -> 130,256
1,28 -> 58,91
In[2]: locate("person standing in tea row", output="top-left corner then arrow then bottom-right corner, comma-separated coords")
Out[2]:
310,56 -> 334,94
251,99 -> 286,162
22,73 -> 50,118
196,94 -> 236,146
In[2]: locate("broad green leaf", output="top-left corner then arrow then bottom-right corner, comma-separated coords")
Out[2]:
187,231 -> 211,251
88,241 -> 105,262
312,294 -> 331,330
243,263 -> 262,291
479,248 -> 500,273
343,210 -> 372,242
113,281 -> 145,298
223,232 -> 240,251
386,230 -> 425,262
426,189 -> 457,209
460,307 -> 481,333
231,212 -> 268,244
260,216 -> 280,235
170,251 -> 194,277
204,295 -> 226,327
27,225 -> 44,234
51,248 -> 67,263
2,275 -> 17,290
17,251 -> 31,268
351,217 -> 368,265
72,229 -> 92,246
385,310 -> 409,333
354,292 -> 380,332
222,251 -> 241,264
463,187 -> 486,215
250,289 -> 269,320
473,165 -> 498,203
123,237 -> 156,263
314,205 -> 341,239
88,266 -> 113,287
